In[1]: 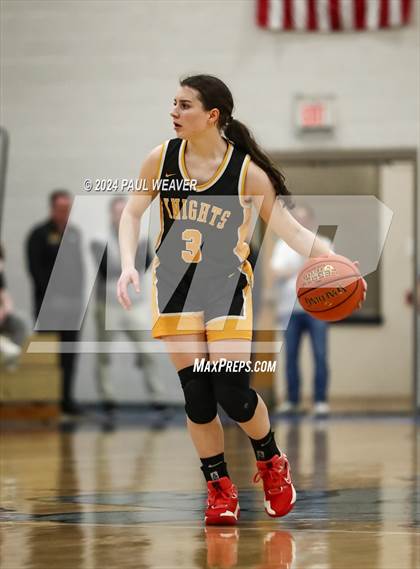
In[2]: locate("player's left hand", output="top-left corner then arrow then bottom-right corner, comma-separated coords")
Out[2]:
353,261 -> 367,310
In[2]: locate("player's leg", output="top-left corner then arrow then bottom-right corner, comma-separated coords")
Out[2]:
153,264 -> 239,524
163,332 -> 223,457
206,338 -> 269,437
152,266 -> 224,460
205,272 -> 296,518
162,333 -> 239,525
208,339 -> 296,518
205,282 -> 272,440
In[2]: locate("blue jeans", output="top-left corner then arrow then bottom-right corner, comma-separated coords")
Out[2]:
284,312 -> 329,404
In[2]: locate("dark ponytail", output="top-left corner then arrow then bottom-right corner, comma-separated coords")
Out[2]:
180,74 -> 294,209
225,118 -> 293,209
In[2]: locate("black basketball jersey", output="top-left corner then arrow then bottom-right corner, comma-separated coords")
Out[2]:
153,137 -> 253,283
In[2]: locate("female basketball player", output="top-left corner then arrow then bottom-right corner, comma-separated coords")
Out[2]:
117,75 -> 367,525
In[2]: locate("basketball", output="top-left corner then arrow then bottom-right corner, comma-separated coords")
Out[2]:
296,254 -> 364,322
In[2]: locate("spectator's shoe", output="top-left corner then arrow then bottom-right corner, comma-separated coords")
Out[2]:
313,402 -> 330,418
0,335 -> 21,371
61,402 -> 85,417
258,531 -> 296,569
150,402 -> 169,412
253,454 -> 296,518
205,477 -> 240,526
205,526 -> 239,568
102,400 -> 117,415
275,401 -> 301,416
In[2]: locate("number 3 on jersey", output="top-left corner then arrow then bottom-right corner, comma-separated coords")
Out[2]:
182,229 -> 202,263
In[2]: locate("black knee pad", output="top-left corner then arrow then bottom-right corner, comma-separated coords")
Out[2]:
212,365 -> 258,423
178,365 -> 218,424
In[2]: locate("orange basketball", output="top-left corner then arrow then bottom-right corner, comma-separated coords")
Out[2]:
296,254 -> 364,322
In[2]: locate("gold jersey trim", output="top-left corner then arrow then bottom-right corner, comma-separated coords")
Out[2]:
156,140 -> 169,179
178,139 -> 234,192
238,154 -> 252,209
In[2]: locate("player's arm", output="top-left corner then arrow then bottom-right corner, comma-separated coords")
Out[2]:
245,161 -> 366,307
244,161 -> 332,258
118,143 -> 163,309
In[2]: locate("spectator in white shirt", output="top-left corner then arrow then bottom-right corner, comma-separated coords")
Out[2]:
270,206 -> 332,417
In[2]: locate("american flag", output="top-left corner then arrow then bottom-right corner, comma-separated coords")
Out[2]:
257,0 -> 413,31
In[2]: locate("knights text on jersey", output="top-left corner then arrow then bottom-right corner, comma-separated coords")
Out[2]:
153,137 -> 253,282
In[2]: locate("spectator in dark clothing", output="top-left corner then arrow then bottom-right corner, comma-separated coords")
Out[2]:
26,190 -> 84,416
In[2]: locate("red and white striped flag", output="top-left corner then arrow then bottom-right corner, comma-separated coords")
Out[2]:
257,0 -> 413,31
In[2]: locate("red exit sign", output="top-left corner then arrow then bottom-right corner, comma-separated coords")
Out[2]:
295,96 -> 335,132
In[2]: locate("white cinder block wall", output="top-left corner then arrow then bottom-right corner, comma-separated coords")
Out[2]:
1,1 -> 418,402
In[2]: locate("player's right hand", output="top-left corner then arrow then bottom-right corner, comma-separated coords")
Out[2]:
117,268 -> 140,310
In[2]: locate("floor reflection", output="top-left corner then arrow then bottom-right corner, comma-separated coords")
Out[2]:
200,528 -> 295,569
0,417 -> 418,569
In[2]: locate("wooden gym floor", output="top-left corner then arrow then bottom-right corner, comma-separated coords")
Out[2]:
1,414 -> 419,568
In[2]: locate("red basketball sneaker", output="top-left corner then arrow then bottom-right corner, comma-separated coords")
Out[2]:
205,477 -> 240,526
253,454 -> 296,518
